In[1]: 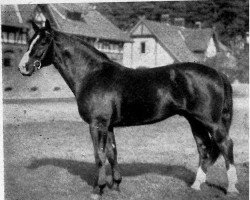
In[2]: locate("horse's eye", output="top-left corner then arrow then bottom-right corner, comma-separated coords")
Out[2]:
41,37 -> 50,45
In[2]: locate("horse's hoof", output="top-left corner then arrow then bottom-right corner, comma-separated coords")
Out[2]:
191,182 -> 201,191
112,183 -> 121,192
90,194 -> 101,200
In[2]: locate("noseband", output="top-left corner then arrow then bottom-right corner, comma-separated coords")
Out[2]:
34,60 -> 42,69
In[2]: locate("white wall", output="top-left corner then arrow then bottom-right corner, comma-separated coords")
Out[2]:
132,37 -> 156,68
123,42 -> 133,67
205,38 -> 217,58
156,43 -> 174,66
123,38 -> 174,68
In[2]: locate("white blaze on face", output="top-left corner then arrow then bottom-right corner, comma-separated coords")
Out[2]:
18,35 -> 40,74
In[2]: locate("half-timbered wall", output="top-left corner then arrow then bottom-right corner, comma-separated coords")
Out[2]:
123,23 -> 175,68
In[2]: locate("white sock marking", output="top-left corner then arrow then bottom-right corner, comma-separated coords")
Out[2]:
191,166 -> 206,190
227,164 -> 239,193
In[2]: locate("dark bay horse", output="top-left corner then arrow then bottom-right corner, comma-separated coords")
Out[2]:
18,20 -> 239,198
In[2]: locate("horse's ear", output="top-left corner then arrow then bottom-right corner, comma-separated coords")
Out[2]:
45,19 -> 51,31
30,20 -> 39,32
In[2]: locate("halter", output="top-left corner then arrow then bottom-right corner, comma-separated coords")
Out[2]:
34,60 -> 42,69
33,33 -> 54,71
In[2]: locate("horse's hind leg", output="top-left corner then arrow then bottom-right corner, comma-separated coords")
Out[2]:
106,127 -> 122,191
189,119 -> 220,190
213,125 -> 239,194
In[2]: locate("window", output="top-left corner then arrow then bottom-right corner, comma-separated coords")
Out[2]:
101,42 -> 110,51
4,58 -> 11,67
141,42 -> 146,53
9,33 -> 15,43
2,31 -> 27,44
22,33 -> 27,44
2,32 -> 8,43
67,11 -> 82,21
3,50 -> 14,67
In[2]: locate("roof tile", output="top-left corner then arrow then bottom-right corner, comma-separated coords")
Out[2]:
142,19 -> 198,62
1,4 -> 131,42
49,4 -> 131,42
183,28 -> 214,52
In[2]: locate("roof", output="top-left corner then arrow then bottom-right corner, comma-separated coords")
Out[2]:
1,4 -> 36,28
1,4 -> 131,42
47,4 -> 131,42
132,19 -> 198,62
182,28 -> 214,52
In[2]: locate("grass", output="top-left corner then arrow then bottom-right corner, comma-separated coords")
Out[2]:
3,102 -> 249,200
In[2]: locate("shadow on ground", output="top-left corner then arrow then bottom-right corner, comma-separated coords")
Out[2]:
26,158 -> 195,187
26,158 -> 249,197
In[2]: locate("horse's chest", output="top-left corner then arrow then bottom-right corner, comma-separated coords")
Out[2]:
77,89 -> 118,122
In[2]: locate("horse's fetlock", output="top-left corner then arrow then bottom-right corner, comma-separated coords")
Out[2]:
114,171 -> 122,182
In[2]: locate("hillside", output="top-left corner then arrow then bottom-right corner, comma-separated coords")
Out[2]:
95,1 -> 249,46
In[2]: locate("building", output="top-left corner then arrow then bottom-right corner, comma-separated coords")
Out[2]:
123,17 -> 221,68
182,28 -> 219,61
37,4 -> 131,63
2,4 -> 131,67
1,4 -> 131,99
2,4 -> 36,69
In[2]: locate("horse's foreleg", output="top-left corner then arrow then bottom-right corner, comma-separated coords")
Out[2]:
106,127 -> 122,191
89,121 -> 108,196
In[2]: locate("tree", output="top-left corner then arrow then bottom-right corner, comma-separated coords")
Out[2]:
95,1 -> 249,44
212,0 -> 249,46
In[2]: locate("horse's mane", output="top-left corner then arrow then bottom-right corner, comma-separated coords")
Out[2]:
53,29 -> 111,62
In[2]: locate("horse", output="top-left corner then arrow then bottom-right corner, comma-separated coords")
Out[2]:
18,19 -> 239,198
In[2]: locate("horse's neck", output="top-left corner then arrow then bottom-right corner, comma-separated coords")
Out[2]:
52,31 -> 105,96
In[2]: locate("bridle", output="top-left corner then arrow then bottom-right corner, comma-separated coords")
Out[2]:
33,32 -> 54,70
34,60 -> 42,70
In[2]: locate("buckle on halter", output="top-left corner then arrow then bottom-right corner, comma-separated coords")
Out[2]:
34,60 -> 41,70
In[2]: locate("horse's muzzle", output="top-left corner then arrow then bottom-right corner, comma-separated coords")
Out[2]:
18,64 -> 34,76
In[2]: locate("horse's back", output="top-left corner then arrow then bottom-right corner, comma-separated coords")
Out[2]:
116,62 -> 228,126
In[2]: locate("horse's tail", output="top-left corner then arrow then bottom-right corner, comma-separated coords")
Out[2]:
220,73 -> 233,132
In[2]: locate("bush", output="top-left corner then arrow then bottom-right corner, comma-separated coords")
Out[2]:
30,86 -> 38,91
205,51 -> 249,83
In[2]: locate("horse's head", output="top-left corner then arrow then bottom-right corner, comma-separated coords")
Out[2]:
18,19 -> 54,76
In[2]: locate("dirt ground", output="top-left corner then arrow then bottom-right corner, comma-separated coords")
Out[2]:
3,97 -> 249,200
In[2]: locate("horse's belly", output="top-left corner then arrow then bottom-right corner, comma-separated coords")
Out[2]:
114,98 -> 175,127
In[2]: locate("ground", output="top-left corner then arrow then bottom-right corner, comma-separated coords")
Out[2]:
3,97 -> 249,200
